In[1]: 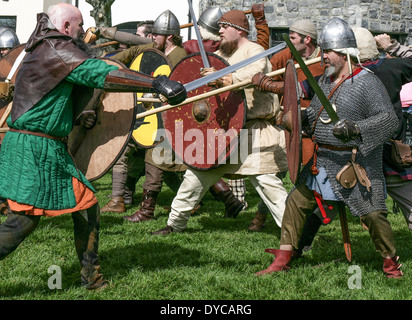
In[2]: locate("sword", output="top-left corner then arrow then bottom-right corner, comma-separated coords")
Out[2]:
282,33 -> 340,123
183,42 -> 286,93
338,204 -> 352,262
135,41 -> 286,105
187,0 -> 210,68
136,56 -> 321,119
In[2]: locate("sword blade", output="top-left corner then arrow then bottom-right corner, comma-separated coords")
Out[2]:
338,204 -> 352,262
187,0 -> 210,68
282,33 -> 340,124
183,42 -> 287,92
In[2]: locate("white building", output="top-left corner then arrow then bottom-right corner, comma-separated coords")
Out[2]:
0,0 -> 199,43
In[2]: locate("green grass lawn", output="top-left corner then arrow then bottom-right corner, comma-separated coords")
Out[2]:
1,171 -> 412,301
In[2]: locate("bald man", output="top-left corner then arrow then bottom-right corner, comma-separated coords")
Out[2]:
0,3 -> 185,290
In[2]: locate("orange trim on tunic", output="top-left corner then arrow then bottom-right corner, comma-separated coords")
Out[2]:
7,177 -> 97,217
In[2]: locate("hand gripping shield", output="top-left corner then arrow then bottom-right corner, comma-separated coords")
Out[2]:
283,59 -> 302,184
162,52 -> 246,170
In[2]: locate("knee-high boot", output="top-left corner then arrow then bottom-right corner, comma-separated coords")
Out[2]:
209,179 -> 244,218
122,189 -> 159,222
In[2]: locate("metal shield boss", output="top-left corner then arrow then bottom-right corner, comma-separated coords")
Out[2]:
129,48 -> 172,148
67,58 -> 136,181
283,59 -> 302,183
0,44 -> 25,143
162,52 -> 246,170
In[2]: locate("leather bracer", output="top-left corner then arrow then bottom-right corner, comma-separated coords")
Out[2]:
103,69 -> 154,92
256,74 -> 284,95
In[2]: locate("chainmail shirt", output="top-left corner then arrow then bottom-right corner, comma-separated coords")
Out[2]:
298,69 -> 398,217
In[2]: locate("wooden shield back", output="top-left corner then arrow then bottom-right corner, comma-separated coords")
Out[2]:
129,48 -> 172,148
162,52 -> 246,170
283,59 -> 302,184
67,58 -> 136,181
0,44 -> 26,143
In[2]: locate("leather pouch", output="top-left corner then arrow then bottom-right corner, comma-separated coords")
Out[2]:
391,139 -> 412,168
336,147 -> 371,191
336,161 -> 357,189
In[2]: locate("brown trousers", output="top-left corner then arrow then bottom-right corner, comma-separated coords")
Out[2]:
281,184 -> 397,258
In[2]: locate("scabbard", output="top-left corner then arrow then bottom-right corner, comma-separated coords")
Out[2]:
338,204 -> 352,262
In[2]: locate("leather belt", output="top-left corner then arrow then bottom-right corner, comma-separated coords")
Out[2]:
318,143 -> 352,151
9,128 -> 67,143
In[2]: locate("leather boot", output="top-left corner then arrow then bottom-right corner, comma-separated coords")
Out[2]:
122,189 -> 158,222
255,249 -> 293,276
248,211 -> 267,231
100,196 -> 125,213
209,179 -> 244,218
151,225 -> 174,235
383,256 -> 403,278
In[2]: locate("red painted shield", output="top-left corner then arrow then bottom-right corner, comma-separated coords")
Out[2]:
283,60 -> 302,184
162,52 -> 246,170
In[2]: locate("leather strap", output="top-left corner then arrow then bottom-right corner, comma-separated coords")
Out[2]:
9,128 -> 66,142
318,143 -> 352,151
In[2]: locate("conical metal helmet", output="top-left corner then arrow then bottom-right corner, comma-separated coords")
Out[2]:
152,10 -> 180,36
198,6 -> 223,36
318,18 -> 356,51
0,27 -> 20,49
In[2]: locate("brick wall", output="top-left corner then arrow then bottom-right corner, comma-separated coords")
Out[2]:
200,0 -> 412,44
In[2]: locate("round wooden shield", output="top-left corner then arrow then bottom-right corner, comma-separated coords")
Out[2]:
283,59 -> 302,184
0,44 -> 26,143
67,58 -> 136,181
162,52 -> 246,170
129,48 -> 172,148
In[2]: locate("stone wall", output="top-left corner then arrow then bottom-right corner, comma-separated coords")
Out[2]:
199,0 -> 412,44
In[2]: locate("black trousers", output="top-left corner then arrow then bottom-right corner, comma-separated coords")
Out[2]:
0,203 -> 105,288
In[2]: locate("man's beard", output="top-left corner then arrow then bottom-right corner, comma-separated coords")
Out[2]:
324,65 -> 336,77
73,38 -> 98,58
154,39 -> 165,51
219,38 -> 238,56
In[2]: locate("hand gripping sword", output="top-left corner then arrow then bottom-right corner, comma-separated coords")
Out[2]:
282,33 -> 351,262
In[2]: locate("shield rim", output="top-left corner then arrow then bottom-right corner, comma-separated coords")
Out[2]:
129,48 -> 172,148
284,59 -> 302,184
162,51 -> 246,171
0,44 -> 26,143
68,57 -> 137,182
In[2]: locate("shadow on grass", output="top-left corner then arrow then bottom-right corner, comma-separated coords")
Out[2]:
100,242 -> 202,278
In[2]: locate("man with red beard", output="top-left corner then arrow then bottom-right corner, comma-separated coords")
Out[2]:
152,10 -> 288,235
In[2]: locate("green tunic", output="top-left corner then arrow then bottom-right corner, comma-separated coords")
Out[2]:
0,59 -> 118,210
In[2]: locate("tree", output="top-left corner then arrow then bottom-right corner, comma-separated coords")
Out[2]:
85,0 -> 116,54
85,0 -> 115,28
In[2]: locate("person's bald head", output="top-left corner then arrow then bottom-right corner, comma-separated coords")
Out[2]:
47,3 -> 84,40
